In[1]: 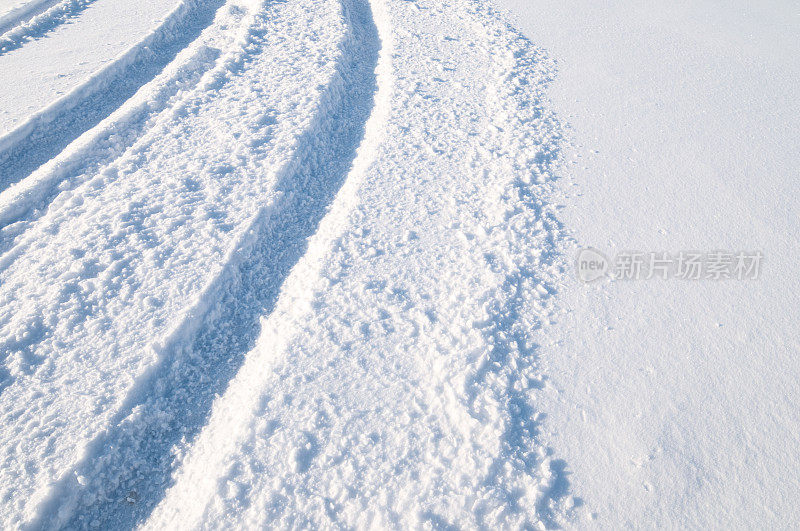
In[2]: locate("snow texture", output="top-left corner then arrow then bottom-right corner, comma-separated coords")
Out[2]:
0,0 -> 797,528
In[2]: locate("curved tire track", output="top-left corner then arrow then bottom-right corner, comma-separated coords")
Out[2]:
0,0 -> 98,54
0,0 -> 225,196
141,0 -> 573,525
0,0 -> 61,35
25,0 -> 381,526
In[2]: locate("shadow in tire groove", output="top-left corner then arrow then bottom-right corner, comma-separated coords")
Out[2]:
30,0 -> 380,528
0,0 -> 62,36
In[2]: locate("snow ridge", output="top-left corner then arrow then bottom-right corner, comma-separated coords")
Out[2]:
0,0 -> 98,55
0,0 -> 226,193
143,0 -> 571,527
144,0 -> 392,523
0,0 -> 61,36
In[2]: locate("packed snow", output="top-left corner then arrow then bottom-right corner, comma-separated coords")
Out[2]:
0,0 -> 797,528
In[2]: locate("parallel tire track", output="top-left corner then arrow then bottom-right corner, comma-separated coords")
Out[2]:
0,0 -> 98,54
0,0 -> 61,35
140,0 -> 573,525
0,0 -> 225,196
0,0 -> 340,524
23,0 -> 382,526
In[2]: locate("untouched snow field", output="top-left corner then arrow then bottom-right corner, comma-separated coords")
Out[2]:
0,0 -> 797,528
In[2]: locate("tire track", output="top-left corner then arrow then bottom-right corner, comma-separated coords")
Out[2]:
0,0 -> 98,54
0,0 -> 225,194
0,0 -> 342,524
24,0 -> 381,526
142,0 -> 573,525
0,0 -> 265,261
0,0 -> 61,35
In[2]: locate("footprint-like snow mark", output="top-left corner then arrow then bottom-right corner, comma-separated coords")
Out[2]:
469,267 -> 574,527
27,0 -> 380,527
0,0 -> 97,52
0,0 -> 225,192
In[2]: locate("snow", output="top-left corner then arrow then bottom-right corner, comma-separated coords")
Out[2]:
0,0 -> 798,527
0,0 -> 61,35
1,0 -> 354,525
0,0 -> 178,134
494,0 -> 800,527
145,0 -> 567,526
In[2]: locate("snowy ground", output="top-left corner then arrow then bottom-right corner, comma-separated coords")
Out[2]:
495,0 -> 800,527
0,0 -> 797,528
